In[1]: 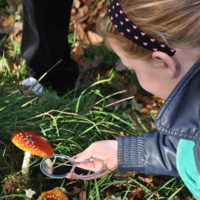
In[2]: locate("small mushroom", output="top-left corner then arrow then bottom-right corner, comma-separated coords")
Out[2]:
37,188 -> 69,200
11,130 -> 53,175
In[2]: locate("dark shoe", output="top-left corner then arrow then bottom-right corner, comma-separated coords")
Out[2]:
26,59 -> 79,96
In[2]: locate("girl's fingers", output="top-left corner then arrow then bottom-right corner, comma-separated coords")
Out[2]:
66,159 -> 109,180
76,159 -> 105,172
66,170 -> 110,180
72,152 -> 90,162
72,146 -> 93,162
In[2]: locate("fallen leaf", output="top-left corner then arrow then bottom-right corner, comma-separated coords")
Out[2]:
79,191 -> 86,200
120,131 -> 125,136
7,0 -> 17,12
126,172 -> 137,177
141,108 -> 149,115
14,22 -> 22,32
2,15 -> 14,27
72,41 -> 85,66
71,8 -> 77,17
0,25 -> 13,34
90,0 -> 106,17
77,5 -> 89,19
150,109 -> 158,114
87,31 -> 103,45
128,188 -> 142,200
25,188 -> 36,199
74,23 -> 89,44
73,0 -> 81,9
144,176 -> 153,184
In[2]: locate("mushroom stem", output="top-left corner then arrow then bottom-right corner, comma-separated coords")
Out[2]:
22,151 -> 32,175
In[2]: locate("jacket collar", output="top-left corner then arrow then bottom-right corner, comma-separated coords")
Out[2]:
155,59 -> 200,140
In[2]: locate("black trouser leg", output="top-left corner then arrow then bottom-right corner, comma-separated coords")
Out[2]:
21,0 -> 79,95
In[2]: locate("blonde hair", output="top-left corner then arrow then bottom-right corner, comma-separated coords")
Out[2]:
97,0 -> 200,58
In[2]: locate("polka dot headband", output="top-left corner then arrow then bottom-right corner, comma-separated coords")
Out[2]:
108,0 -> 176,56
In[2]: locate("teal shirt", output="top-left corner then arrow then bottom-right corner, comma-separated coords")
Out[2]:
177,139 -> 200,199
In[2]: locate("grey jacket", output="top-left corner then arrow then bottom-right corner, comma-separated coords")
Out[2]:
118,59 -> 200,177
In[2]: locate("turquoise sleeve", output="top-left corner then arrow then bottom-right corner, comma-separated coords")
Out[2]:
177,139 -> 200,199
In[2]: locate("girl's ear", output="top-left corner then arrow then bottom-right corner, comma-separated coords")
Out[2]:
152,51 -> 180,78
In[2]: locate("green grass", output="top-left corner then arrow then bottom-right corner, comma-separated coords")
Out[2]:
0,72 -> 191,199
0,2 -> 193,199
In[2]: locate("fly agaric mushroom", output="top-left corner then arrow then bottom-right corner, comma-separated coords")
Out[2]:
37,188 -> 69,200
11,130 -> 53,175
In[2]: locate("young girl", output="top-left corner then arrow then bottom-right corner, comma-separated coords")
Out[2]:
67,0 -> 200,198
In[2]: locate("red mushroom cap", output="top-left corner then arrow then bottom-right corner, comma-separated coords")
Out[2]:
11,130 -> 53,157
37,188 -> 69,200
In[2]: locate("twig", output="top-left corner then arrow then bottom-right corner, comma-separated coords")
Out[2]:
104,96 -> 135,108
94,90 -> 127,106
16,111 -> 60,137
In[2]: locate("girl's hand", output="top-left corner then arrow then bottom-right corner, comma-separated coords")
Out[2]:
66,140 -> 118,180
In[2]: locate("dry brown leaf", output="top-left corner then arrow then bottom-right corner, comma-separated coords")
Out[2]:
70,5 -> 90,25
150,109 -> 158,114
73,0 -> 81,9
8,22 -> 22,41
14,22 -> 22,32
77,5 -> 89,19
158,98 -> 165,104
150,183 -> 154,187
104,190 -> 115,197
144,176 -> 153,184
2,15 -> 14,27
0,25 -> 13,34
128,188 -> 142,200
72,41 -> 84,55
7,0 -> 17,12
87,17 -> 97,26
90,0 -> 106,17
79,191 -> 86,200
141,108 -> 149,115
72,41 -> 85,66
82,23 -> 87,29
0,15 -> 15,34
74,23 -> 89,44
87,31 -> 103,45
126,172 -> 137,177
71,8 -> 77,17
120,131 -> 125,136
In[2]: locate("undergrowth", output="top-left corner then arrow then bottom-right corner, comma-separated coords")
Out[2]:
0,76 -> 190,199
0,1 -> 192,199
